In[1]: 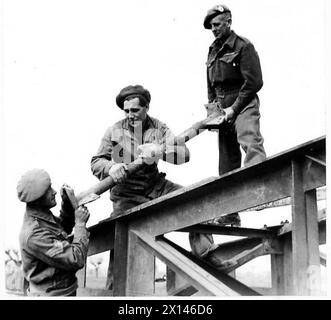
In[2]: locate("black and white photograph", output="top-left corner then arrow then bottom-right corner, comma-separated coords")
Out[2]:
1,0 -> 329,301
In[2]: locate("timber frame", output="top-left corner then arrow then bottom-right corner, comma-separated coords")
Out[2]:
77,136 -> 326,296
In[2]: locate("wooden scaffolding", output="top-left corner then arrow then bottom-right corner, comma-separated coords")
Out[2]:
77,136 -> 326,296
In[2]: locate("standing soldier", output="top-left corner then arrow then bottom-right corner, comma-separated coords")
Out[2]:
18,168 -> 90,296
204,4 -> 267,225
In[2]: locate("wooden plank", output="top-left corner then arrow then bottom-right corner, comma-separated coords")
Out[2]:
166,268 -> 176,293
76,263 -> 87,289
303,158 -> 326,192
166,267 -> 188,295
113,221 -> 129,296
305,155 -> 326,166
247,187 -> 325,211
130,165 -> 293,236
271,253 -> 285,295
170,284 -> 198,296
87,222 -> 115,256
159,236 -> 261,296
126,231 -> 155,296
291,160 -> 309,295
179,224 -> 277,238
282,234 -> 294,295
88,138 -> 325,239
132,230 -> 240,296
305,189 -> 322,295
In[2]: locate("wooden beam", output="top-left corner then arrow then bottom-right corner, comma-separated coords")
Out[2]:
88,137 -> 325,240
305,155 -> 326,166
291,159 -> 309,295
290,160 -> 321,295
76,262 -> 87,289
305,189 -> 322,295
130,165 -> 293,236
113,221 -> 129,296
132,230 -> 240,296
179,224 -> 277,238
87,222 -> 115,256
158,236 -> 261,296
170,284 -> 198,296
271,252 -> 285,295
126,230 -> 155,296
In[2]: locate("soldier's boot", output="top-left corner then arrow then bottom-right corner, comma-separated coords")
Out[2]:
206,253 -> 237,270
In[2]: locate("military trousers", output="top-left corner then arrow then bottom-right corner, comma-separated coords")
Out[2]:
217,95 -> 266,174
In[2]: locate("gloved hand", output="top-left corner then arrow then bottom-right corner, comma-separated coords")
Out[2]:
137,143 -> 164,165
109,163 -> 128,184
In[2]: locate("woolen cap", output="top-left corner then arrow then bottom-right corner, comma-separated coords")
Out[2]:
116,85 -> 151,109
203,4 -> 231,29
17,168 -> 51,203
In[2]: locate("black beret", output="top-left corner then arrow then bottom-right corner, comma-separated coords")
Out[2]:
116,85 -> 151,109
203,4 -> 231,29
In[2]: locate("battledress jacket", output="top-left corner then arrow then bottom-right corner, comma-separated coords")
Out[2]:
19,199 -> 89,296
207,30 -> 263,114
91,115 -> 189,197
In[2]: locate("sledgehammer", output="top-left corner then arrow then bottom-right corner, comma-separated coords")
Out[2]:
65,102 -> 225,208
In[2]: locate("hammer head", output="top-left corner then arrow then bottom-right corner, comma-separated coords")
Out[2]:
78,193 -> 100,206
204,102 -> 226,129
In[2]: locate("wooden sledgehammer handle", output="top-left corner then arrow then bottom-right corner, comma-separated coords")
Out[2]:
75,157 -> 145,202
75,103 -> 224,201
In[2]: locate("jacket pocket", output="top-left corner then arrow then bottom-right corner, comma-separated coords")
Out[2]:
214,51 -> 241,82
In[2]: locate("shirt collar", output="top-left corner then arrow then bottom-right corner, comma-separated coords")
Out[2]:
121,115 -> 154,131
224,30 -> 237,49
211,30 -> 237,50
26,205 -> 57,224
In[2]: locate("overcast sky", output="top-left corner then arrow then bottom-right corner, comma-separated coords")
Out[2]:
1,0 -> 329,296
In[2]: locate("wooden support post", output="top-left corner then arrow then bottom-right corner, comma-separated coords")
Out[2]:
305,189 -> 322,295
166,267 -> 190,295
291,160 -> 321,295
76,264 -> 86,287
271,249 -> 285,295
166,267 -> 176,293
271,234 -> 293,295
126,230 -> 155,296
113,221 -> 129,296
282,235 -> 294,295
76,261 -> 87,296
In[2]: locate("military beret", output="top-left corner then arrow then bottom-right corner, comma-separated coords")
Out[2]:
17,168 -> 51,203
116,85 -> 151,109
203,4 -> 231,29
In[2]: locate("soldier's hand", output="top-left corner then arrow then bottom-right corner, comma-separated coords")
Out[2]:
224,106 -> 236,124
109,163 -> 128,184
137,143 -> 164,165
75,205 -> 90,226
60,183 -> 72,200
59,183 -> 77,210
